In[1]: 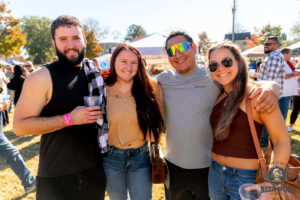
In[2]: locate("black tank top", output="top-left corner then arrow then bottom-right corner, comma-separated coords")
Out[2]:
38,60 -> 101,177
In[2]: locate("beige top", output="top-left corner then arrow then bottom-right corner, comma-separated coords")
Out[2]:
106,78 -> 165,149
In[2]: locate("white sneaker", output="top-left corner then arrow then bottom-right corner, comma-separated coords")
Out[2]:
24,180 -> 36,194
287,126 -> 293,132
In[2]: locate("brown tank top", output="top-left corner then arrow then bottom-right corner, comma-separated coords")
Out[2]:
210,96 -> 263,159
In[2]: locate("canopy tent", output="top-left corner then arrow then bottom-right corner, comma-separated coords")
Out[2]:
7,60 -> 25,65
288,41 -> 300,50
129,33 -> 167,56
242,45 -> 266,58
0,60 -> 9,65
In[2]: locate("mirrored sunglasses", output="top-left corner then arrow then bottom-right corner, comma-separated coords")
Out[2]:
166,42 -> 191,57
209,57 -> 233,72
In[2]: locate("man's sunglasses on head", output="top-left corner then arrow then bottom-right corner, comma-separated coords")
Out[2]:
209,57 -> 233,72
166,42 -> 192,57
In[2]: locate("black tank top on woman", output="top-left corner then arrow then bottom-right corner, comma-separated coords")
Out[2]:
38,60 -> 101,177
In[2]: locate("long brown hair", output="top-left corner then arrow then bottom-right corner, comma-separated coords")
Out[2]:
207,41 -> 248,141
105,43 -> 164,142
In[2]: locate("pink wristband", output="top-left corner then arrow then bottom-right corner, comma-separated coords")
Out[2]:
64,113 -> 72,126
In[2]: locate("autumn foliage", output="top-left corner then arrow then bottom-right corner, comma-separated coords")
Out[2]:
133,34 -> 144,40
0,2 -> 26,58
85,29 -> 103,59
245,34 -> 260,49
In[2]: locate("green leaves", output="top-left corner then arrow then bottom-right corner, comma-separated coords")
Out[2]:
0,2 -> 26,58
124,24 -> 147,42
21,16 -> 54,64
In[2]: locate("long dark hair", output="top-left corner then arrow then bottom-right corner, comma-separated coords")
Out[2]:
105,43 -> 164,142
13,65 -> 26,79
207,41 -> 248,141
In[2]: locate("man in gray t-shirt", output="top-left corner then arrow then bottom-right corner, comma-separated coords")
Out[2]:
158,31 -> 279,200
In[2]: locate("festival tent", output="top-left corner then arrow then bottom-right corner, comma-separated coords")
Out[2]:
242,45 -> 266,58
288,41 -> 300,50
7,60 -> 25,65
0,60 -> 9,65
129,33 -> 167,56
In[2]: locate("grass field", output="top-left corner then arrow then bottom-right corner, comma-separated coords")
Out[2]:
1,111 -> 300,200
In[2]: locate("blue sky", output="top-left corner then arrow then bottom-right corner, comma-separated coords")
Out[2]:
7,0 -> 300,43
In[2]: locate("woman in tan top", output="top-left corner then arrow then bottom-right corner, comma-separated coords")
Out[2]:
207,41 -> 290,200
103,43 -> 165,200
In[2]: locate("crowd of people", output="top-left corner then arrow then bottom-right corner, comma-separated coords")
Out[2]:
0,61 -> 36,194
0,14 -> 298,200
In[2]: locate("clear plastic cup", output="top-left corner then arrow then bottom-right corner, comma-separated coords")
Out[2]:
239,183 -> 261,200
84,95 -> 103,125
84,96 -> 100,107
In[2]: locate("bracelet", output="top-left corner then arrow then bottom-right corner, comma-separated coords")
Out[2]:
64,113 -> 72,126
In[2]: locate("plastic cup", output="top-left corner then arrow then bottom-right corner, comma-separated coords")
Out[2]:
84,96 -> 100,107
239,183 -> 261,200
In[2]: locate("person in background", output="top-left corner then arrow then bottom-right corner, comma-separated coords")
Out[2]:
207,41 -> 290,200
7,65 -> 27,105
279,48 -> 299,121
0,100 -> 36,194
24,61 -> 35,73
256,58 -> 262,72
13,15 -> 106,200
103,43 -> 165,200
257,36 -> 285,147
288,53 -> 300,132
248,59 -> 257,71
5,65 -> 14,113
0,65 -> 9,126
5,65 -> 14,79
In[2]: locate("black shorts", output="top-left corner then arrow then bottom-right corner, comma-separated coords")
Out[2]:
165,160 -> 209,200
36,166 -> 106,200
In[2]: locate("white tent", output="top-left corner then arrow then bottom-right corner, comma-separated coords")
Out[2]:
288,41 -> 300,50
0,60 -> 9,65
8,60 -> 25,65
242,45 -> 266,58
129,33 -> 167,56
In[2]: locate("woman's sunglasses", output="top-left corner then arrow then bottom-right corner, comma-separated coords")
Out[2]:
166,42 -> 191,57
209,57 -> 233,72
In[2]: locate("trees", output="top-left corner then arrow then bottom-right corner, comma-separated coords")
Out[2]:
82,18 -> 107,59
83,17 -> 108,40
0,2 -> 26,59
124,24 -> 147,41
245,34 -> 260,49
21,16 -> 54,64
198,32 -> 211,57
258,24 -> 287,47
84,29 -> 103,59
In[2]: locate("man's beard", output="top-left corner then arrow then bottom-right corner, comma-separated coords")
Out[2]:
55,46 -> 86,66
264,49 -> 272,54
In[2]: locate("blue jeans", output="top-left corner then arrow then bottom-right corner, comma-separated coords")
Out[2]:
103,142 -> 152,200
0,114 -> 35,188
279,96 -> 290,120
208,160 -> 257,200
